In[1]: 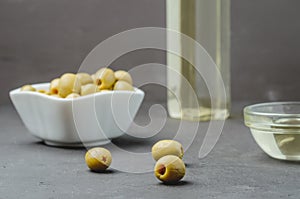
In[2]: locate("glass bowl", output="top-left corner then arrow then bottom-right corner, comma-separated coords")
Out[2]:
244,102 -> 300,161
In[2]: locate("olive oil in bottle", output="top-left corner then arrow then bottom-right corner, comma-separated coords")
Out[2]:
167,0 -> 231,121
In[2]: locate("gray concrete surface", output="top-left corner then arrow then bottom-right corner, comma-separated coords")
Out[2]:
1,102 -> 300,199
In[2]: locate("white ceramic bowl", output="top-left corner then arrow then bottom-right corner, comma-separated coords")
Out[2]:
10,83 -> 144,147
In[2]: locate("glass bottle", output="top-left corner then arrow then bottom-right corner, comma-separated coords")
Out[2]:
167,0 -> 231,121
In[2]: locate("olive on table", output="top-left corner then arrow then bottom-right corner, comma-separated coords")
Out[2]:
154,155 -> 186,184
85,147 -> 112,172
152,140 -> 184,161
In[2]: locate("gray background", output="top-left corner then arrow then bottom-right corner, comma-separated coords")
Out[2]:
1,0 -> 300,105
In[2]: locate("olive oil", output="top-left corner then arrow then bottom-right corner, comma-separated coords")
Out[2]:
251,118 -> 300,161
167,0 -> 231,121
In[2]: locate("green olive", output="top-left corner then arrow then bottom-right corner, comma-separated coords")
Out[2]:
66,93 -> 80,99
81,84 -> 100,96
100,88 -> 113,92
85,147 -> 112,172
152,140 -> 184,161
114,70 -> 133,85
21,85 -> 36,92
49,78 -> 60,94
154,155 -> 185,184
51,94 -> 61,98
37,89 -> 47,94
113,80 -> 134,91
58,73 -> 81,98
94,68 -> 116,89
77,73 -> 94,85
91,74 -> 97,84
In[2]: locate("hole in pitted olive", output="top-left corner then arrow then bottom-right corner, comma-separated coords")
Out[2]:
96,79 -> 102,85
157,164 -> 166,175
52,89 -> 58,94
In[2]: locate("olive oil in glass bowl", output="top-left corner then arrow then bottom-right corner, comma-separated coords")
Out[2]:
244,102 -> 300,161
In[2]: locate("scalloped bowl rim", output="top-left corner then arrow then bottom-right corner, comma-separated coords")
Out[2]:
10,82 -> 144,101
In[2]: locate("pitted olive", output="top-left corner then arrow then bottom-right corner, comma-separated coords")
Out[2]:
154,155 -> 186,184
58,73 -> 81,98
81,84 -> 100,96
94,68 -> 116,89
152,140 -> 184,161
113,80 -> 134,91
49,78 -> 60,94
85,147 -> 112,172
114,70 -> 133,85
21,85 -> 36,92
77,73 -> 93,85
66,93 -> 80,99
